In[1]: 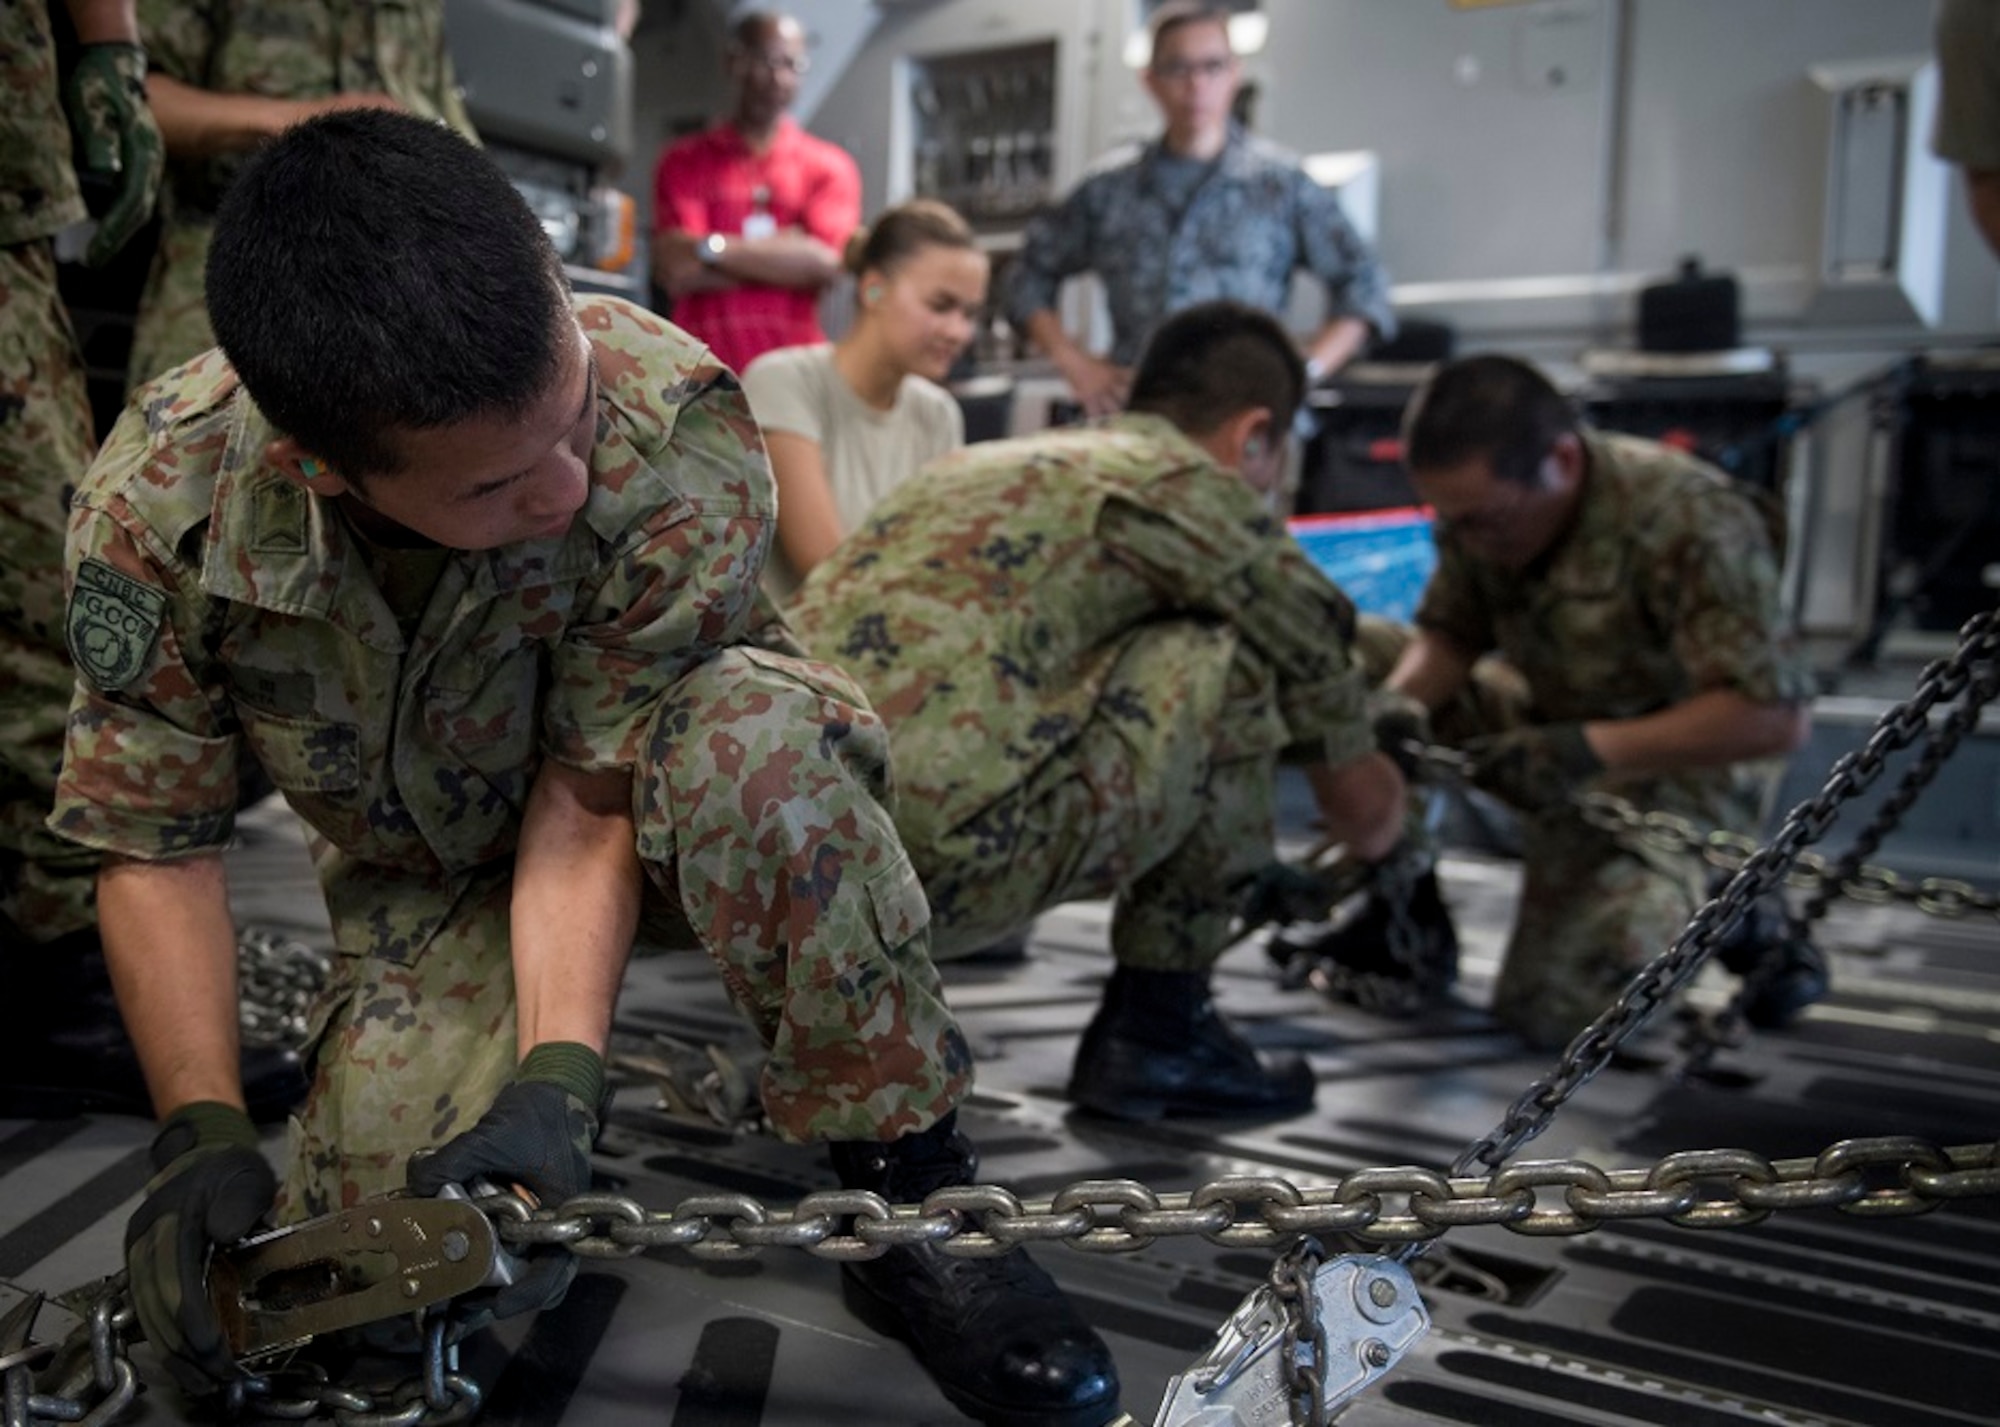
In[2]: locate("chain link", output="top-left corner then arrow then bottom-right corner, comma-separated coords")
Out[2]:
224,1317 -> 482,1427
236,929 -> 332,1051
19,1132 -> 2000,1423
475,1134 -> 2000,1262
5,1294 -> 136,1427
1271,1238 -> 1331,1427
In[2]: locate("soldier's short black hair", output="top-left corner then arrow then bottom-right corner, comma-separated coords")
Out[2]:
1126,301 -> 1304,439
1401,354 -> 1580,488
206,109 -> 572,479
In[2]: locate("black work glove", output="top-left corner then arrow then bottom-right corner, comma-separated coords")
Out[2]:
62,42 -> 164,265
406,1042 -> 604,1323
1368,689 -> 1433,781
124,1102 -> 276,1398
1462,723 -> 1603,815
1239,861 -> 1342,931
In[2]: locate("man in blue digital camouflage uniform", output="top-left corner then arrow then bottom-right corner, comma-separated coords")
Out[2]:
1003,1 -> 1393,417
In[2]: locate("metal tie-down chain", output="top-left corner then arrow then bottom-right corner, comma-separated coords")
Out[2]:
2,1288 -> 136,1427
1692,648 -> 2000,1073
236,928 -> 332,1051
15,610 -> 1998,1427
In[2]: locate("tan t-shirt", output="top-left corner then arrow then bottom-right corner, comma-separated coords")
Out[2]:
742,343 -> 964,597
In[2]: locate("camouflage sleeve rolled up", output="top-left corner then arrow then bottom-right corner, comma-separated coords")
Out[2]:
543,302 -> 777,771
1001,165 -> 1114,329
54,412 -> 241,860
1097,475 -> 1374,768
1292,169 -> 1397,342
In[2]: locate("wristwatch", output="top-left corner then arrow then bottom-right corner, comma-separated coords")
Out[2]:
695,232 -> 727,266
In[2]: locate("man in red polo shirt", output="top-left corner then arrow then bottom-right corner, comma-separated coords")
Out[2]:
652,10 -> 861,374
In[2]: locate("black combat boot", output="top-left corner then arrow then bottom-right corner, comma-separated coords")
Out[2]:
828,1113 -> 1121,1427
1065,965 -> 1315,1121
0,926 -> 306,1122
1712,892 -> 1830,1030
1266,864 -> 1459,1018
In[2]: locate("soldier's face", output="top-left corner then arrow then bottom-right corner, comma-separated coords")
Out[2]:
354,330 -> 597,551
1411,447 -> 1572,572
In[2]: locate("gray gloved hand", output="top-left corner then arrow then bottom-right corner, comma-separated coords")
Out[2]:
406,1042 -> 604,1323
62,42 -> 164,265
124,1102 -> 275,1398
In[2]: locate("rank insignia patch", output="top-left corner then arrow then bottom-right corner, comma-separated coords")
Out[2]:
68,558 -> 166,692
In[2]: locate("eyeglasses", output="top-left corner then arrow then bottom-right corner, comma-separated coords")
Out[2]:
1152,56 -> 1233,83
737,49 -> 809,76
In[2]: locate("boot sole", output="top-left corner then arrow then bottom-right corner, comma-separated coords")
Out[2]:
838,1270 -> 1122,1427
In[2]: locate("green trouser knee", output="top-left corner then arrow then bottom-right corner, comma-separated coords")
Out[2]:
1492,810 -> 1701,1051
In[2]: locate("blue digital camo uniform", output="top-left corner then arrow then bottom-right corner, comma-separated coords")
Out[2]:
1,1 -> 105,941
1411,432 -> 1816,1049
54,296 -> 970,1214
784,413 -> 1377,972
1003,123 -> 1396,366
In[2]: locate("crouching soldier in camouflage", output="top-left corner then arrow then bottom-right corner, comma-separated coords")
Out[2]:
782,300 -> 1410,1123
1275,355 -> 1822,1050
52,111 -> 1118,1427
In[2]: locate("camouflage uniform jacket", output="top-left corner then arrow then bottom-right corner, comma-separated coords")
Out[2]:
128,0 -> 475,385
139,0 -> 474,217
1416,431 -> 1814,814
1002,123 -> 1395,366
1,1 -> 87,246
785,413 -> 1376,855
53,295 -> 773,962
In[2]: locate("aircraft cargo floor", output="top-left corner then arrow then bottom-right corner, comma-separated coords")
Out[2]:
4,759 -> 1996,1426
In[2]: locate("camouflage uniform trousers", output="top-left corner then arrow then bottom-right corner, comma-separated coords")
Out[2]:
281,646 -> 972,1217
1352,615 -> 1723,1050
909,620 -> 1279,975
124,216 -> 214,393
0,240 -> 100,941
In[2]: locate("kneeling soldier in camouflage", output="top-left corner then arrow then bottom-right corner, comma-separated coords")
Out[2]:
782,300 -> 1410,1123
52,110 -> 1118,1427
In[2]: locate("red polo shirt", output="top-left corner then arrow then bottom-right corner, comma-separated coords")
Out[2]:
653,116 -> 862,374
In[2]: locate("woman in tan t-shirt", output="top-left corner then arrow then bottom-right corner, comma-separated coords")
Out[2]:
742,199 -> 989,597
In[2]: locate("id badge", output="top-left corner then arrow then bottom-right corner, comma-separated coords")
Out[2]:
741,212 -> 777,240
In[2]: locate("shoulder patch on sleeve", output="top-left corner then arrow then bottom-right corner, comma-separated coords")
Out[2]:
67,558 -> 166,692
